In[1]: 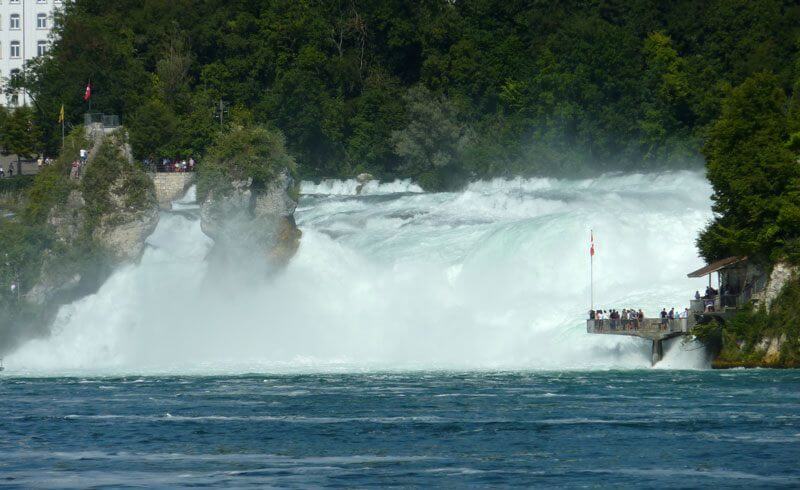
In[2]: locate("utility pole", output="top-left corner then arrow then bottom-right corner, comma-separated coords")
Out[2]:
214,100 -> 229,125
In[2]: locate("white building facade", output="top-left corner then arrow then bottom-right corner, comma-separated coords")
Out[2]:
0,0 -> 64,106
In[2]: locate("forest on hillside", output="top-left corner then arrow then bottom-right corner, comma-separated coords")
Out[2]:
4,0 -> 800,190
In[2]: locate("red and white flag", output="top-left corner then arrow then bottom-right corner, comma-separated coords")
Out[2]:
83,83 -> 92,101
590,230 -> 595,257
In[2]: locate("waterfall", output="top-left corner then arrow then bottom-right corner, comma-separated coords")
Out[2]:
8,171 -> 713,374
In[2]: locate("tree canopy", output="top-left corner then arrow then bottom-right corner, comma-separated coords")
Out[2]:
12,0 -> 800,190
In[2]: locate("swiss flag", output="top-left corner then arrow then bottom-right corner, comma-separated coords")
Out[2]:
84,83 -> 92,102
590,231 -> 595,257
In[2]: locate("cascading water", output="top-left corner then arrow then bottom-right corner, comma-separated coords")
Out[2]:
8,171 -> 714,374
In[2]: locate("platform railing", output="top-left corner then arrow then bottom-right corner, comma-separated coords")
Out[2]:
587,318 -> 688,334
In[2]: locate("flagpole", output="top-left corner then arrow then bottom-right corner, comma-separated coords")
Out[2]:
590,229 -> 594,311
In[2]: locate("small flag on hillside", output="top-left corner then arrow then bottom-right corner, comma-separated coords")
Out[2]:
590,230 -> 595,256
58,104 -> 64,124
84,82 -> 92,101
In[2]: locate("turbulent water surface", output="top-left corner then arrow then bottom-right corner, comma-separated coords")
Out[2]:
9,171 -> 714,373
1,371 -> 799,487
2,172 -> 800,487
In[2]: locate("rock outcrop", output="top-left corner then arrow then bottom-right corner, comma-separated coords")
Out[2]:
355,173 -> 374,195
92,175 -> 160,263
751,262 -> 798,311
25,128 -> 159,305
200,169 -> 301,270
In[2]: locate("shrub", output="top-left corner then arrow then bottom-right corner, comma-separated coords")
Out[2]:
197,124 -> 297,201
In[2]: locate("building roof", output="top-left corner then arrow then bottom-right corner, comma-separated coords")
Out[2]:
687,256 -> 747,278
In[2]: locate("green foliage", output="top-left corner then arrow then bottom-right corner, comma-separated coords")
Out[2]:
0,106 -> 42,159
702,277 -> 800,368
197,124 -> 296,201
81,131 -> 154,229
0,220 -> 54,308
22,127 -> 87,224
698,72 -> 800,263
391,85 -> 472,190
0,175 -> 35,194
18,1 -> 800,186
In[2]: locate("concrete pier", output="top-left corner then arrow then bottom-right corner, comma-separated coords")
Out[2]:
586,318 -> 690,365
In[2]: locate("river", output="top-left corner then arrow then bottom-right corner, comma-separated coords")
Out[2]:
5,173 -> 798,487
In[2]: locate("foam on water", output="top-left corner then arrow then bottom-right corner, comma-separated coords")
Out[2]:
8,171 -> 714,374
301,178 -> 423,196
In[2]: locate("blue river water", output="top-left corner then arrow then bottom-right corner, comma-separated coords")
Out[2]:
1,370 -> 799,488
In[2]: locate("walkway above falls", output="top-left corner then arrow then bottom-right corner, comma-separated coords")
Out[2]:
586,318 -> 693,365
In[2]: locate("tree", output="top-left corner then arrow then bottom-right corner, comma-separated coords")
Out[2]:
391,85 -> 472,190
0,107 -> 42,175
698,72 -> 800,263
640,31 -> 695,161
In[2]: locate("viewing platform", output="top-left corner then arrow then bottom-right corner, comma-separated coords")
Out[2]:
586,318 -> 692,365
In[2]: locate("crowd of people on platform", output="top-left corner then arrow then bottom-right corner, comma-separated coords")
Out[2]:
589,307 -> 690,331
143,157 -> 196,173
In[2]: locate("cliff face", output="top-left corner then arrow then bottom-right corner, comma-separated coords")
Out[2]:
91,175 -> 159,263
200,169 -> 300,270
708,263 -> 800,368
1,127 -> 159,352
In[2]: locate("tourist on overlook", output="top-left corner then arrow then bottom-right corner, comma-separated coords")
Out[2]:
70,160 -> 81,180
660,308 -> 668,330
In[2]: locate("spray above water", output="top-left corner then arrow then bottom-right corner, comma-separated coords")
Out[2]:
9,172 -> 713,374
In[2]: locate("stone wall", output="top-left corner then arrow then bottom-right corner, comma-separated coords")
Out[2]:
149,173 -> 195,210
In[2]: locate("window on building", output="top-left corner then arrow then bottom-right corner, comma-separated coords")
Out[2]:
37,13 -> 47,29
10,14 -> 20,30
38,0 -> 47,4
10,41 -> 20,58
37,40 -> 47,56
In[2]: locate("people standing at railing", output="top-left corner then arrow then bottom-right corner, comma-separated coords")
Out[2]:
660,309 -> 668,331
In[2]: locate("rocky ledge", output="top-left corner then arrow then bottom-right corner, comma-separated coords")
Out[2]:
200,169 -> 300,271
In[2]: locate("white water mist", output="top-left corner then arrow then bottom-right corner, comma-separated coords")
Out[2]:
9,172 -> 714,374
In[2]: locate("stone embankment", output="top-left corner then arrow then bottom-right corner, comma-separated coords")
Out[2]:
149,173 -> 195,210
